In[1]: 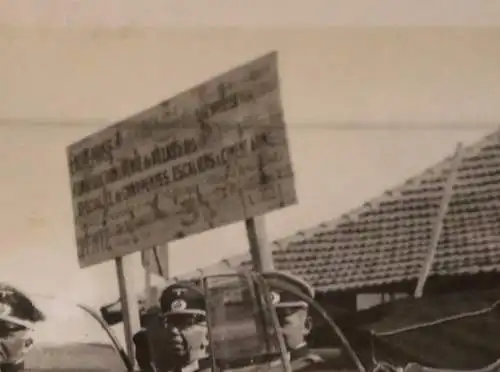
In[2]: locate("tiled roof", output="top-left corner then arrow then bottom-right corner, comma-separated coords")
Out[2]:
271,128 -> 500,292
180,127 -> 500,292
351,288 -> 500,369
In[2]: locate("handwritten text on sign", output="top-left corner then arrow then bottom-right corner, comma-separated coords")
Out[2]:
67,51 -> 297,268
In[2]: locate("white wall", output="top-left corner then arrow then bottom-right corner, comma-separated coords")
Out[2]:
357,293 -> 410,310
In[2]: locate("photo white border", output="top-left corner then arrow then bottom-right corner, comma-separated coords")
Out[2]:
0,0 -> 499,28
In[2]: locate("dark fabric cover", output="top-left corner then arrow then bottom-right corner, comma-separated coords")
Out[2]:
347,288 -> 500,370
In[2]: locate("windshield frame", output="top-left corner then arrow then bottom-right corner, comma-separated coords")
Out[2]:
172,270 -> 367,372
201,271 -> 292,372
75,302 -> 135,372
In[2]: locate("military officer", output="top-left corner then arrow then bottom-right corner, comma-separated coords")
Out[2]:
0,310 -> 35,372
260,271 -> 327,371
0,284 -> 45,372
134,281 -> 211,372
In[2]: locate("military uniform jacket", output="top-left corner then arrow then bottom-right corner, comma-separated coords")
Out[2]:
133,330 -> 332,372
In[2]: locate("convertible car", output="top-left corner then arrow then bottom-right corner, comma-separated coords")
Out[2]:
24,272 -> 500,372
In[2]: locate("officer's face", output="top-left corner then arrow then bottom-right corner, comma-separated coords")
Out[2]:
275,306 -> 311,350
0,322 -> 33,363
165,313 -> 209,364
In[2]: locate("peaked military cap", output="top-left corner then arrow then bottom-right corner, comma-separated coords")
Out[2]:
0,283 -> 45,329
262,271 -> 315,309
159,282 -> 206,316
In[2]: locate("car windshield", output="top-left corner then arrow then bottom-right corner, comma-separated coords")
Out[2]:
19,295 -> 127,372
203,273 -> 287,372
201,272 -> 366,372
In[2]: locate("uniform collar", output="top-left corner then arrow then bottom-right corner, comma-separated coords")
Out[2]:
289,344 -> 310,361
180,357 -> 212,372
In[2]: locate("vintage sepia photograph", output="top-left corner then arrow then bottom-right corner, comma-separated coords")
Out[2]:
0,2 -> 499,372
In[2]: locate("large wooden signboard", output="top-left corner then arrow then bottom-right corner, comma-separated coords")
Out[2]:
67,51 -> 297,268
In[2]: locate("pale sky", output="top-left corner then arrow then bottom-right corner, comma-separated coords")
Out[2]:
1,26 -> 500,343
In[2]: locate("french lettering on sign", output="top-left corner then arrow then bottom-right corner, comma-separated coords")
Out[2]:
67,51 -> 297,268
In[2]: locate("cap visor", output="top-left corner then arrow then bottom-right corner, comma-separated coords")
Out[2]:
164,309 -> 206,316
274,301 -> 308,309
0,314 -> 34,330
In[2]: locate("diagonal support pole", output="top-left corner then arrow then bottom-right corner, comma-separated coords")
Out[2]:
414,142 -> 465,298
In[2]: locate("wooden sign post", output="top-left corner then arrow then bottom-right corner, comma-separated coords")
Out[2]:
142,245 -> 169,307
144,260 -> 152,308
246,216 -> 274,272
115,256 -> 141,365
